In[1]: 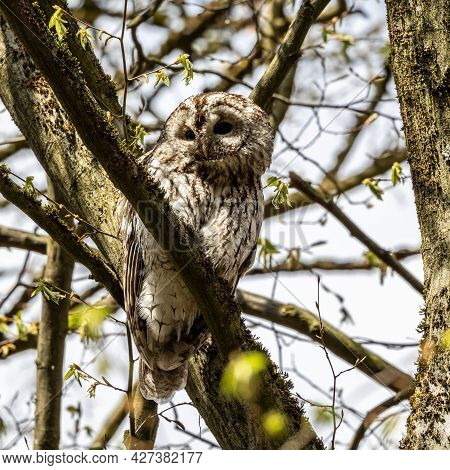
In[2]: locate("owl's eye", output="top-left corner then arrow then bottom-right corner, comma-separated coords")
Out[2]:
213,121 -> 233,135
184,129 -> 196,141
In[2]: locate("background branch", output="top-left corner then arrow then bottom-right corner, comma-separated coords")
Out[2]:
33,181 -> 75,450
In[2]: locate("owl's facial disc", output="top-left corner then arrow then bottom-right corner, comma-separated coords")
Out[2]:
162,92 -> 274,173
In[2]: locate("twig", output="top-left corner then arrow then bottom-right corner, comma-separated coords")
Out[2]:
349,387 -> 412,449
289,172 -> 424,294
314,276 -> 361,449
238,289 -> 414,394
119,0 -> 129,143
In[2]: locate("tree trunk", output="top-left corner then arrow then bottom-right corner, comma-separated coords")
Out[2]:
34,181 -> 74,449
385,0 -> 450,449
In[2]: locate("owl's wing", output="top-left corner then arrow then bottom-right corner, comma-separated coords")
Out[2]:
234,243 -> 257,292
122,213 -> 151,365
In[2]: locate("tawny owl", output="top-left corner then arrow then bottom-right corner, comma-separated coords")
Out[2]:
119,92 -> 273,403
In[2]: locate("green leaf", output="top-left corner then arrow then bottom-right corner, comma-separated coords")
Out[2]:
380,413 -> 401,442
267,177 -> 292,209
88,382 -> 98,398
362,178 -> 384,200
154,69 -> 170,88
64,366 -> 75,381
0,317 -> 9,335
313,406 -> 334,425
334,33 -> 354,46
364,251 -> 381,268
24,176 -> 36,198
32,281 -> 66,304
77,27 -> 93,50
130,124 -> 147,150
175,54 -> 194,85
68,304 -> 113,341
391,162 -> 404,185
364,252 -> 387,284
49,6 -> 68,41
262,410 -> 287,439
257,238 -> 279,270
220,351 -> 268,401
440,329 -> 450,350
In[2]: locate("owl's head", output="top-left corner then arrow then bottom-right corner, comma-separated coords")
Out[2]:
158,92 -> 274,176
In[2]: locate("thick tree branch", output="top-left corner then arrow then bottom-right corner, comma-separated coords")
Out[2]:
238,290 -> 414,393
0,166 -> 123,305
0,18 -> 123,270
250,0 -> 332,108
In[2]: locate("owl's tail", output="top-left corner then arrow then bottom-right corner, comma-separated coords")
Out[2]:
138,359 -> 188,404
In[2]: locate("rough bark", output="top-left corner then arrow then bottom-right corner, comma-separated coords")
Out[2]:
34,182 -> 75,449
385,0 -> 450,449
0,16 -> 122,270
250,0 -> 332,108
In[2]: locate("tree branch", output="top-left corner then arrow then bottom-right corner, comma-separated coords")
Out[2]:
0,166 -> 123,305
264,148 -> 408,218
289,172 -> 424,294
250,0 -> 332,108
0,136 -> 27,162
349,387 -> 412,450
0,225 -> 47,254
239,290 -> 414,393
247,248 -> 420,275
34,180 -> 75,450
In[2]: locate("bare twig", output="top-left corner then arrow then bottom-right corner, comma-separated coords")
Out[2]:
349,387 -> 412,449
289,172 -> 424,294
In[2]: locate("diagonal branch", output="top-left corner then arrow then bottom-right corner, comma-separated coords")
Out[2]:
0,166 -> 123,305
250,0 -> 332,108
349,387 -> 412,450
264,148 -> 408,218
289,172 -> 424,294
239,290 -> 414,393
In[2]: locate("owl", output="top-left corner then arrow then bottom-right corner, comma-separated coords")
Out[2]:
119,92 -> 274,403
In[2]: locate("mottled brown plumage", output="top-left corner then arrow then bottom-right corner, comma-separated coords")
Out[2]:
119,92 -> 274,402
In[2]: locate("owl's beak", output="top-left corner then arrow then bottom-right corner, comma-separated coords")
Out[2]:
201,141 -> 209,159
